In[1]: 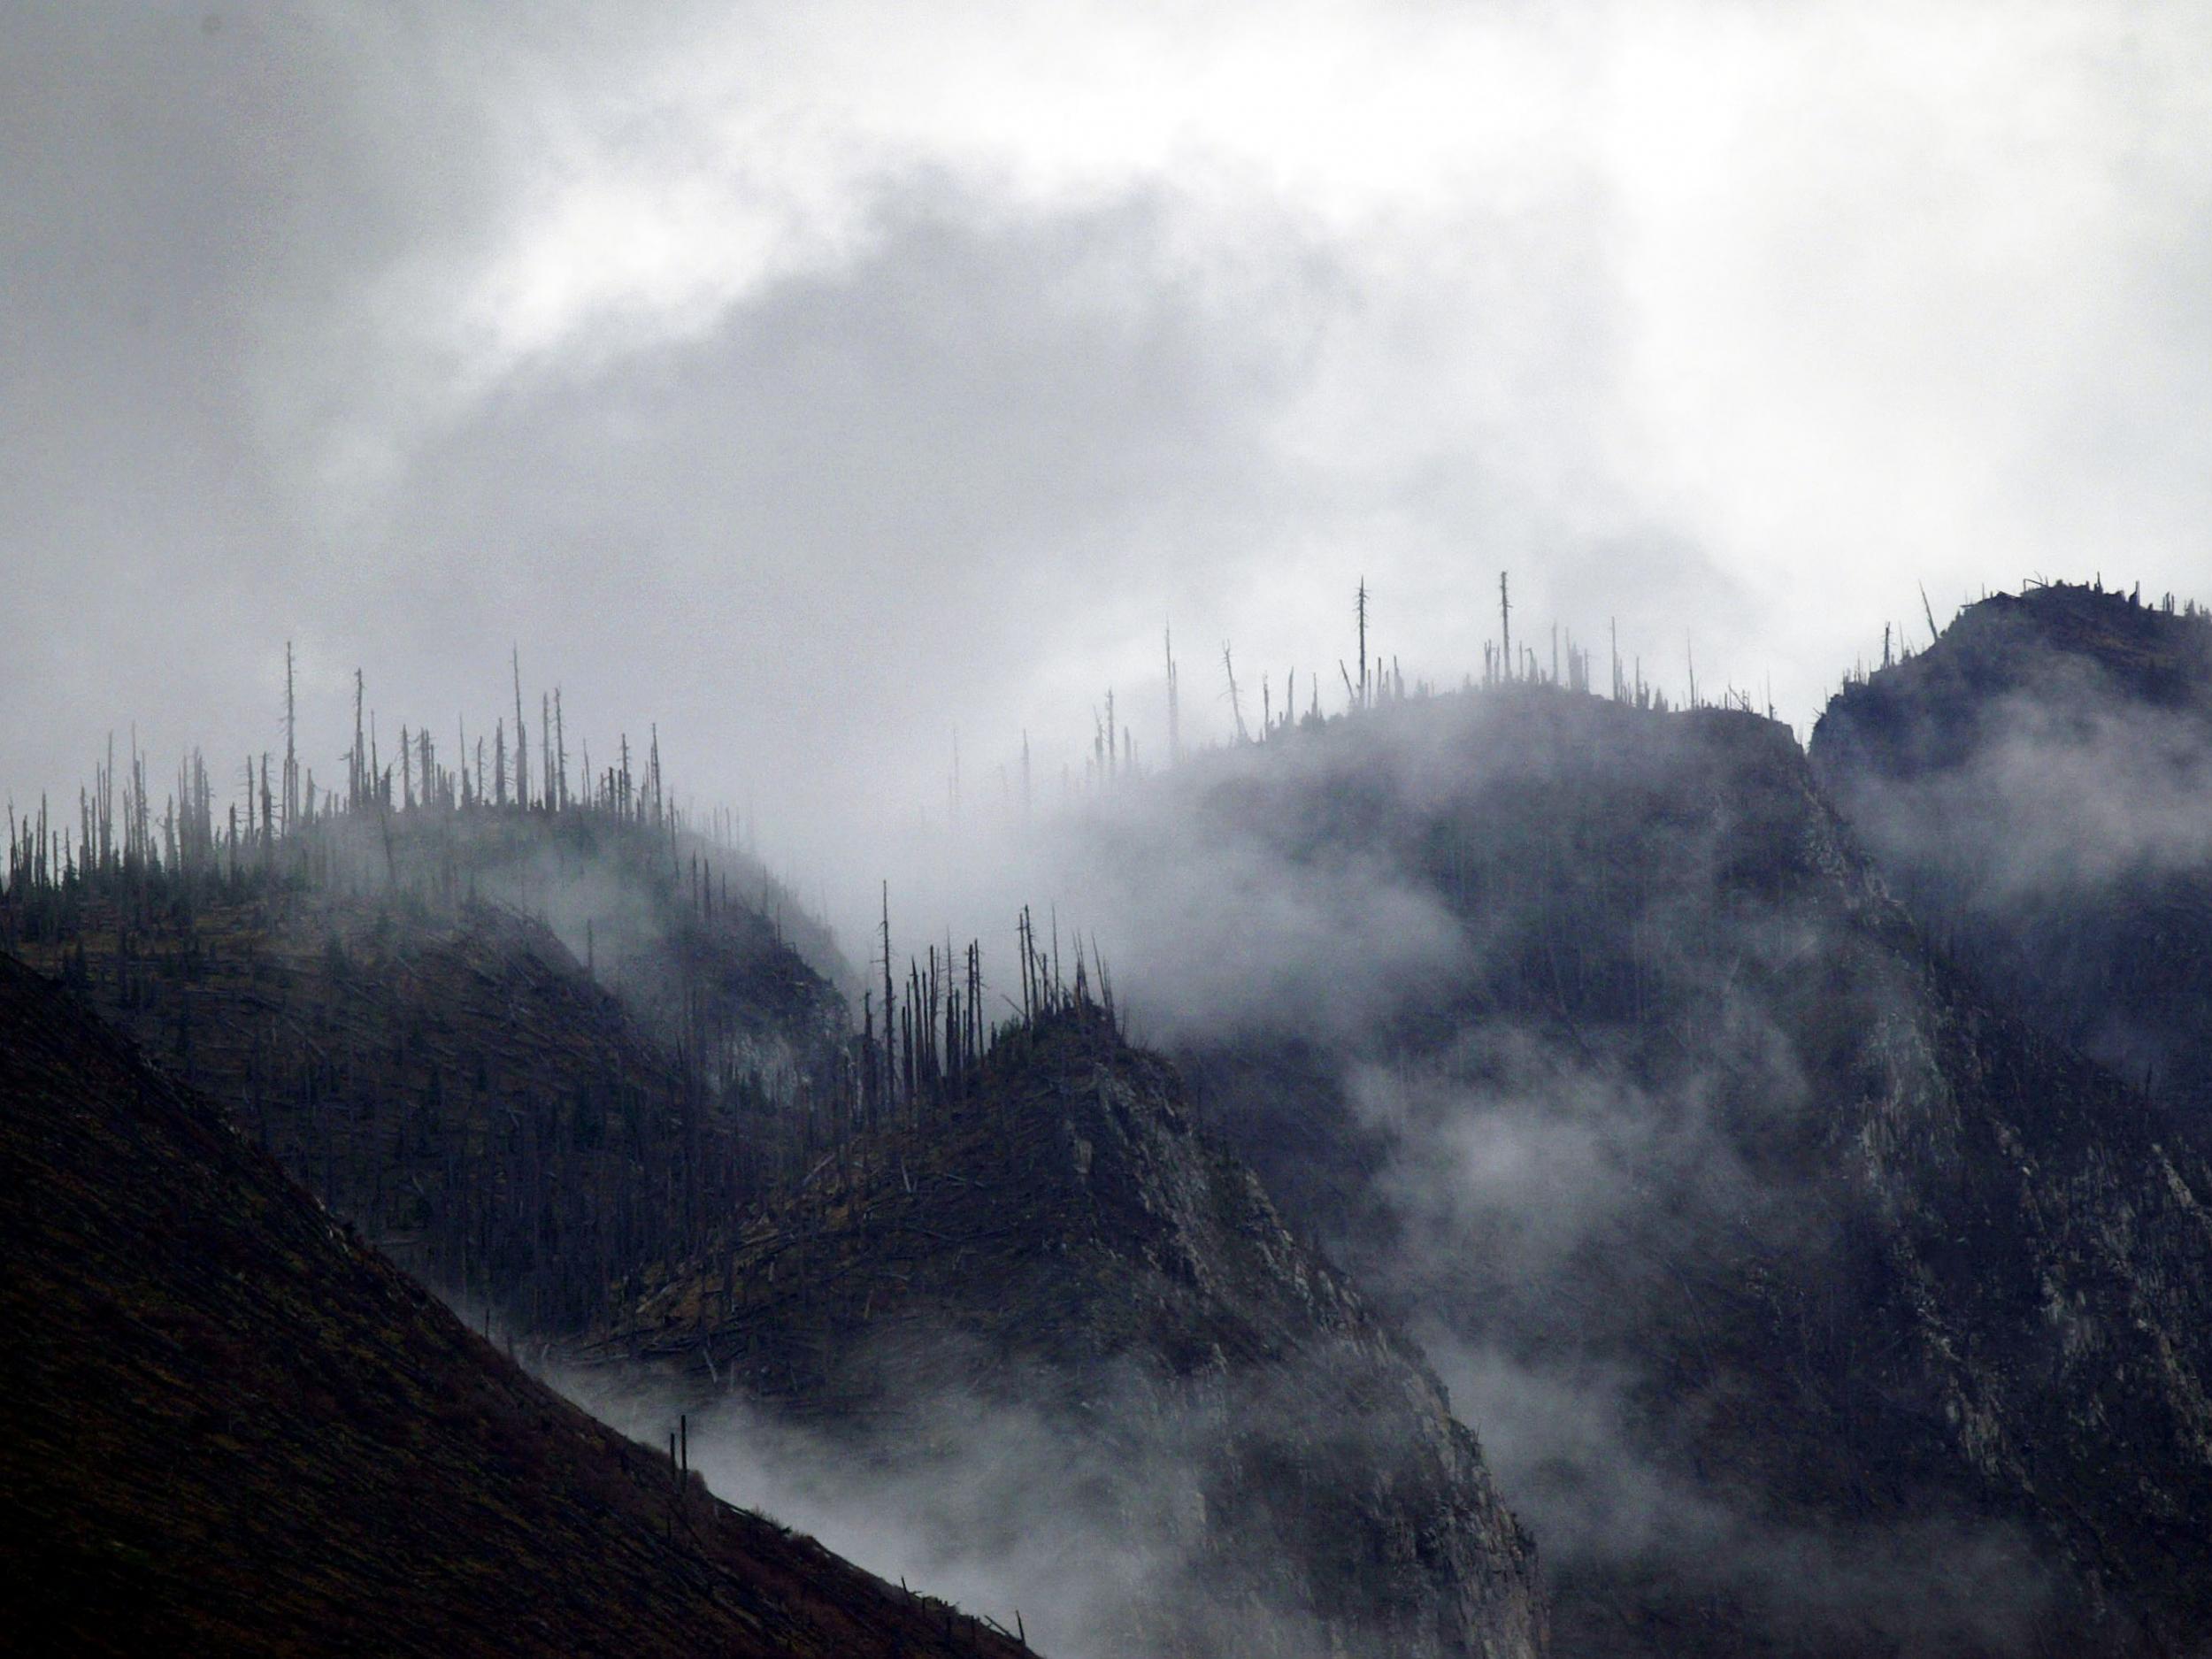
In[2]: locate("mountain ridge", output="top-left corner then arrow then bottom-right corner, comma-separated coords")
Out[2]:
1811,580 -> 2212,1128
1074,678 -> 2212,1655
590,1000 -> 1552,1659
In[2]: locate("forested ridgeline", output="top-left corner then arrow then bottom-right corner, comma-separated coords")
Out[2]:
1,670 -> 858,1336
0,664 -> 1163,1342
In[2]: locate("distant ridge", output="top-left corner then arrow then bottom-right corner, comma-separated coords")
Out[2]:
3,798 -> 851,1338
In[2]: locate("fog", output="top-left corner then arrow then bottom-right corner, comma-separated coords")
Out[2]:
436,679 -> 2133,1653
1810,596 -> 2212,1121
953,686 -> 2179,1652
13,6 -> 2212,1653
1424,1339 -> 2052,1651
8,2 -> 2212,930
1832,676 -> 2212,901
557,1350 -> 1356,1659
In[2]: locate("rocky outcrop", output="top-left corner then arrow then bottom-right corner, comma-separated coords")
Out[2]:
595,1006 -> 1549,1659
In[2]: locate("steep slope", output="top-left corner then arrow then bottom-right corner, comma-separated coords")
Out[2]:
591,1004 -> 1549,1659
1065,687 -> 2212,1656
1811,581 -> 2212,1126
4,806 -> 850,1334
0,951 -> 1032,1659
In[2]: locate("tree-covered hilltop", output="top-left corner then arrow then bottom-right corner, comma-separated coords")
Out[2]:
3,674 -> 853,1337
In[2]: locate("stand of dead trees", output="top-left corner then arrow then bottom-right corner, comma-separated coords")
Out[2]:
0,656 -> 851,1333
0,647 -> 1138,1341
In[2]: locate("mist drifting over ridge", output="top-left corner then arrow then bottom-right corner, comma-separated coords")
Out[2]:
1012,668 -> 2212,1653
422,630 -> 2212,1657
1813,587 -> 2212,1127
13,4 -> 2212,1655
9,2 -> 2212,887
17,588 -> 2212,1652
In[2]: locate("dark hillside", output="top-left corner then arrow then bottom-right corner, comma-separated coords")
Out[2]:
1074,684 -> 2212,1656
591,1002 -> 1550,1659
1811,581 -> 2212,1127
4,804 -> 851,1336
0,952 -> 1033,1658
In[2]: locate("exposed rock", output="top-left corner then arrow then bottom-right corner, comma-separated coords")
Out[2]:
1084,686 -> 2212,1655
596,1005 -> 1549,1659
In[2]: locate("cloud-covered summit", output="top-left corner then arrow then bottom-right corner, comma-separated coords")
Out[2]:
8,3 -> 2211,926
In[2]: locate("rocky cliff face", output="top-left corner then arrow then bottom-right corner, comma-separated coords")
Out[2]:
1060,686 -> 2212,1655
594,1005 -> 1549,1659
1811,582 -> 2212,1132
0,952 -> 1033,1659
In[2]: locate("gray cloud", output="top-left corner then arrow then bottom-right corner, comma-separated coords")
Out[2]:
12,2 -> 2212,896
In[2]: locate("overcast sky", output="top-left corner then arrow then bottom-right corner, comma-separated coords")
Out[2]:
6,1 -> 2210,918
